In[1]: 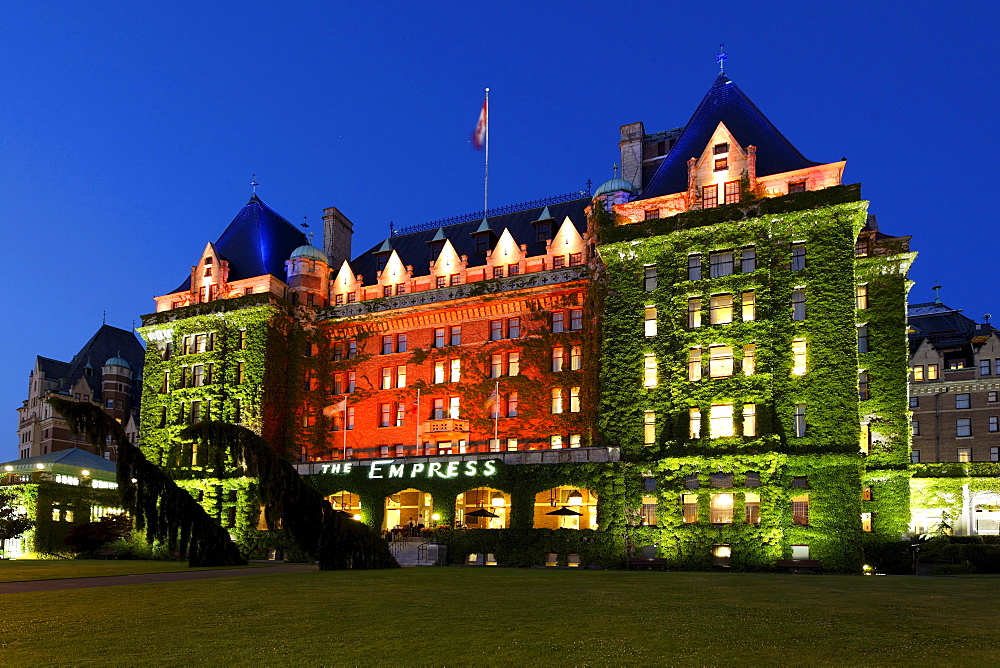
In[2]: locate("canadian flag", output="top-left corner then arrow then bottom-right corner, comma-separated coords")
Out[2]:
472,95 -> 488,150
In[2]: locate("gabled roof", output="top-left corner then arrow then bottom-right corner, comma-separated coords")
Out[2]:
907,301 -> 995,352
638,74 -> 821,200
350,198 -> 589,284
1,447 -> 117,476
172,194 -> 307,293
36,356 -> 70,382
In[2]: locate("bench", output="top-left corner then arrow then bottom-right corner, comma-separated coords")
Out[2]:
776,559 -> 821,573
95,550 -> 118,560
628,557 -> 668,570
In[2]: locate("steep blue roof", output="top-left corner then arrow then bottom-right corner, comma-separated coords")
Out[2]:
172,195 -> 307,292
639,74 -> 821,200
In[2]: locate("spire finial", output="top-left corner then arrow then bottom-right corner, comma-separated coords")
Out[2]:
613,163 -> 619,178
102,310 -> 106,325
932,283 -> 943,305
716,43 -> 728,73
250,174 -> 259,194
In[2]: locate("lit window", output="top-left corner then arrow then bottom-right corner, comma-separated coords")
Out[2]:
688,348 -> 702,381
791,339 -> 807,375
724,180 -> 739,204
381,367 -> 392,390
860,424 -> 870,453
791,495 -> 809,525
790,243 -> 806,271
688,298 -> 702,328
553,255 -> 566,268
570,387 -> 581,413
641,495 -> 657,525
643,353 -> 657,388
709,251 -> 734,277
714,157 -> 728,172
709,294 -> 733,325
913,366 -> 924,381
791,289 -> 806,321
794,403 -> 807,437
711,494 -> 734,523
788,181 -> 806,194
742,344 -> 756,375
741,246 -> 756,272
507,392 -> 518,418
745,492 -> 760,523
682,494 -> 698,523
379,403 -> 391,428
569,434 -> 581,448
687,255 -> 702,281
394,403 -> 405,427
506,438 -> 518,452
508,352 -> 519,376
861,513 -> 873,533
957,446 -> 972,462
742,404 -> 756,437
490,354 -> 502,379
568,253 -> 582,266
493,266 -> 504,279
551,388 -> 563,414
644,411 -> 655,446
550,435 -> 563,449
449,359 -> 460,383
689,408 -> 702,439
741,291 -> 755,321
957,419 -> 972,438
644,306 -> 657,337
450,273 -> 461,286
435,361 -> 446,384
449,396 -> 460,419
570,345 -> 581,370
643,266 -> 657,291
956,393 -> 971,409
709,404 -> 734,438
709,346 -> 733,378
856,285 -> 868,310
927,364 -> 939,380
552,347 -> 564,372
703,184 -> 718,207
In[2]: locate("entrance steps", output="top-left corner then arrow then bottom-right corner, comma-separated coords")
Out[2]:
391,537 -> 445,566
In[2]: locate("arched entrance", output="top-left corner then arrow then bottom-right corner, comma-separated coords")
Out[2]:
384,488 -> 433,533
326,491 -> 361,520
534,486 -> 598,530
455,487 -> 510,529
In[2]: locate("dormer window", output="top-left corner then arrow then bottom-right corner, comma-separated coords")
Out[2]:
376,254 -> 389,272
535,221 -> 551,243
713,143 -> 729,155
475,235 -> 490,253
204,257 -> 213,265
204,267 -> 212,277
429,241 -> 444,261
714,157 -> 728,171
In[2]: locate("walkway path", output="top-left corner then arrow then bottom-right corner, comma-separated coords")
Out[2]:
0,563 -> 316,595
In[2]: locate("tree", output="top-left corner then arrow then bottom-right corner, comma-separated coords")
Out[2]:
63,514 -> 131,553
0,490 -> 34,558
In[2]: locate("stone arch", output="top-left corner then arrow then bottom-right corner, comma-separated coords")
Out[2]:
455,487 -> 511,529
534,486 -> 598,530
383,488 -> 434,532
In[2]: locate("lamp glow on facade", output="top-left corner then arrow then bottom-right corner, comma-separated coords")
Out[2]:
567,490 -> 583,507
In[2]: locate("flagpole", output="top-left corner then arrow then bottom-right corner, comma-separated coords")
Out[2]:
493,380 -> 499,449
484,87 -> 489,216
415,388 -> 421,455
343,402 -> 348,460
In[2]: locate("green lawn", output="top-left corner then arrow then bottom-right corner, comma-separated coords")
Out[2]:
0,559 -> 251,582
1,568 -> 997,666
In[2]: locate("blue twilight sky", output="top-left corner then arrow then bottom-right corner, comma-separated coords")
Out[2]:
1,2 -> 997,459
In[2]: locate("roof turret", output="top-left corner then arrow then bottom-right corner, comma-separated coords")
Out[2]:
594,178 -> 637,197
290,244 -> 329,263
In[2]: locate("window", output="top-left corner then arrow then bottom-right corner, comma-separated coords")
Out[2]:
552,311 -> 565,333
431,327 -> 445,348
643,266 -> 657,291
856,285 -> 868,310
687,255 -> 702,281
858,371 -> 869,401
709,251 -> 734,278
911,450 -> 920,464
709,404 -> 734,438
714,142 -> 729,155
383,286 -> 392,297
745,492 -> 760,523
570,345 -> 581,370
991,392 -> 999,403
788,181 -> 806,194
711,494 -> 734,523
709,294 -> 733,325
791,339 -> 807,375
348,340 -> 357,359
448,396 -> 460,419
644,306 -> 657,337
988,446 -> 1000,462
791,495 -> 809,525
709,346 -> 733,378
702,184 -> 718,207
379,404 -> 391,428
741,246 -> 756,273
911,420 -> 920,436
506,437 -> 518,451
956,393 -> 971,409
981,359 -> 992,376
993,417 -> 1000,433
741,291 -> 755,321
431,398 -> 445,420
347,371 -> 356,392
794,403 -> 807,437
508,352 -> 520,376
644,209 -> 658,221
535,221 -> 551,242
957,419 -> 972,438
395,403 -> 405,427
552,255 -> 566,269
507,392 -> 518,418
449,359 -> 461,383
714,158 -> 728,172
643,353 -> 657,388
490,355 -> 502,379
958,447 -> 972,462
551,388 -> 563,414
688,298 -> 702,328
644,411 -> 655,446
335,294 -> 344,305
682,494 -> 698,523
508,318 -> 520,338
641,495 -> 657,525
913,366 -> 924,381
490,320 -> 503,341
475,235 -> 490,253
790,243 -> 806,271
570,387 -> 581,413
724,180 -> 739,204
550,435 -> 563,449
858,325 -> 869,353
552,347 -> 564,372
743,404 -> 756,437
570,309 -> 583,331
192,365 -> 205,387
397,334 -> 407,352
791,289 -> 806,321
568,252 -> 582,267
924,364 -> 938,380
688,348 -> 702,381
449,326 -> 461,345
381,336 -> 393,354
381,367 -> 393,390
450,273 -> 461,285
910,395 -> 919,408
743,344 -> 756,375
689,408 -> 702,439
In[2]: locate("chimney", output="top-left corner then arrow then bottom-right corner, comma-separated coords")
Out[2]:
323,206 -> 355,269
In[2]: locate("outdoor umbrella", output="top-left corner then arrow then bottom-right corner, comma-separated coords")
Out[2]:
465,508 -> 500,518
545,507 -> 582,516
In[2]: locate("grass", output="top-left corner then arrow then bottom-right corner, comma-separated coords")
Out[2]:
1,568 -> 998,666
0,559 -> 252,582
